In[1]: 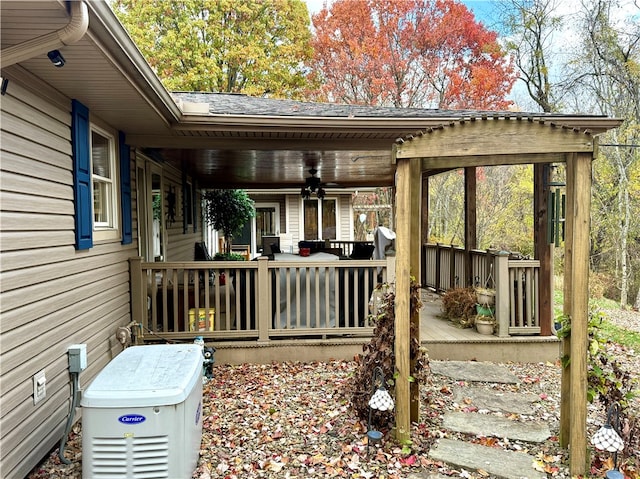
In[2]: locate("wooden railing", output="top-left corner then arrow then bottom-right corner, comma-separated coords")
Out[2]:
130,255 -> 390,343
422,244 -> 541,336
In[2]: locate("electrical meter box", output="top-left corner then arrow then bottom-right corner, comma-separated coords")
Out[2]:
81,344 -> 203,479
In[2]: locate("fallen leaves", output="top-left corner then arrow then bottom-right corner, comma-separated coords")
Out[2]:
25,358 -> 640,479
194,361 -> 431,478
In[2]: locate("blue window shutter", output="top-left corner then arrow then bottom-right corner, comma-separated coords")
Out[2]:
72,99 -> 92,250
119,131 -> 132,245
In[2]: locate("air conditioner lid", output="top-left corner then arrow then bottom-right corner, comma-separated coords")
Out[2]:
81,344 -> 202,408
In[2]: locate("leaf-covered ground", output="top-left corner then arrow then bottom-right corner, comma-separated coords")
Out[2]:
28,348 -> 639,478
26,303 -> 640,479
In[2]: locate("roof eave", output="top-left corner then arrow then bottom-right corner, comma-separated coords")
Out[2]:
86,1 -> 182,124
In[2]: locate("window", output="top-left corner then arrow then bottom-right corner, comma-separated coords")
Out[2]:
303,198 -> 337,240
72,100 -> 126,249
91,126 -> 118,230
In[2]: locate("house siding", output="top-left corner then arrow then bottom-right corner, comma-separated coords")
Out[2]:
160,163 -> 203,262
0,80 -> 137,478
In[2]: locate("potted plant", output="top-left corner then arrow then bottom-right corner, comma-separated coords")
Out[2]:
475,315 -> 496,335
202,189 -> 254,255
475,287 -> 495,306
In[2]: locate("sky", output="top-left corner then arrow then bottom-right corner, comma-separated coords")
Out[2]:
304,0 -> 496,25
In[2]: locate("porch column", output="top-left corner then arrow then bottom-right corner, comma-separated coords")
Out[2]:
410,157 -> 421,422
534,164 -> 553,335
464,167 -> 477,287
257,256 -> 270,343
564,152 -> 592,475
421,174 -> 429,286
394,157 -> 413,443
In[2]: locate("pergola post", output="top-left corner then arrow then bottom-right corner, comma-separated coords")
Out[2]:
394,156 -> 413,443
409,158 -> 421,422
564,152 -> 592,475
534,164 -> 553,335
464,167 -> 477,286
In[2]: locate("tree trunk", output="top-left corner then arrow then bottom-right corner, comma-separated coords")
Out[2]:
616,157 -> 630,308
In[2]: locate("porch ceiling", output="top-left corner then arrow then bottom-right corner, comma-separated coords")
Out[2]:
1,1 -> 623,191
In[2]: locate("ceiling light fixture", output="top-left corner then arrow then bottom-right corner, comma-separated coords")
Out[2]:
47,50 -> 65,67
301,168 -> 326,199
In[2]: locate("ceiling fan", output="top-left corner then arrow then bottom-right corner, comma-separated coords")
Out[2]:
301,168 -> 326,199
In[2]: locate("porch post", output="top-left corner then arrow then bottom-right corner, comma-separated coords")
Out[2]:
410,157 -> 421,423
566,152 -> 592,475
534,164 -> 553,335
257,256 -> 270,343
559,155 -> 574,448
394,157 -> 412,443
421,174 -> 429,286
464,167 -> 477,287
494,252 -> 510,337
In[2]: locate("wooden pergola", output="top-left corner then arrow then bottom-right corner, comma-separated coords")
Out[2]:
391,115 -> 621,475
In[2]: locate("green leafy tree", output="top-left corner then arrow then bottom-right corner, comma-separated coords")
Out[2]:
498,0 -> 564,113
111,0 -> 314,98
568,0 -> 640,308
203,190 -> 254,255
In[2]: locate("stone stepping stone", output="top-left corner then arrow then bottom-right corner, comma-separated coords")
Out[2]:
429,438 -> 547,479
442,411 -> 551,443
453,385 -> 540,415
431,360 -> 519,384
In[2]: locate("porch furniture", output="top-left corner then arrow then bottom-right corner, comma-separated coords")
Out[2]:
262,235 -> 280,255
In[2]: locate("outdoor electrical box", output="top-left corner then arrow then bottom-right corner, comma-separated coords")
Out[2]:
81,344 -> 203,479
68,344 -> 87,373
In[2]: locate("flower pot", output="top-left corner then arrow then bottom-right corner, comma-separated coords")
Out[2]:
475,318 -> 495,335
475,287 -> 495,306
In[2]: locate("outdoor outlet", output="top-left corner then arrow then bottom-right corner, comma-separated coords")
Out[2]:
68,344 -> 87,373
33,370 -> 46,405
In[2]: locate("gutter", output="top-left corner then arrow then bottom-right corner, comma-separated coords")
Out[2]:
1,1 -> 89,70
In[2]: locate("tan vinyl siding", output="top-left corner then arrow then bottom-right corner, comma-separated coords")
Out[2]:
161,164 -> 204,262
0,79 -> 137,478
338,195 -> 352,240
287,195 -> 301,241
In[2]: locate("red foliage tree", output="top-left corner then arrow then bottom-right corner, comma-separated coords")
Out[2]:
311,0 -> 517,110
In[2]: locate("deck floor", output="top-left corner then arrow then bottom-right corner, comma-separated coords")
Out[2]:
418,290 -> 561,362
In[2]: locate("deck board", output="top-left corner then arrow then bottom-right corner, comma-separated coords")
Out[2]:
419,290 -> 561,362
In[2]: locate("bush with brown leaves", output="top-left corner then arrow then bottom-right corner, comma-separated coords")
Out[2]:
348,279 -> 429,430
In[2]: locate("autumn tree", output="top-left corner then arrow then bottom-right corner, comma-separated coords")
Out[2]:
111,0 -> 314,98
310,0 -> 517,109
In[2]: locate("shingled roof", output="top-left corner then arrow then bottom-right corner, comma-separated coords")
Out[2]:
171,91 -> 602,120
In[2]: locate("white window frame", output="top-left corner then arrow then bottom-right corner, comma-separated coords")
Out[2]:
90,123 -> 120,241
300,196 -> 339,240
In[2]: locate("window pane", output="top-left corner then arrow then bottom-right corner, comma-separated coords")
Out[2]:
321,199 -> 337,240
93,179 -> 111,225
304,200 -> 318,240
91,131 -> 111,178
256,207 -> 276,249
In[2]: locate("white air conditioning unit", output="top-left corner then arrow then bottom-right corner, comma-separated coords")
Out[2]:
81,344 -> 203,479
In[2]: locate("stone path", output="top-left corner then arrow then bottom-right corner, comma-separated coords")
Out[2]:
425,360 -> 551,479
